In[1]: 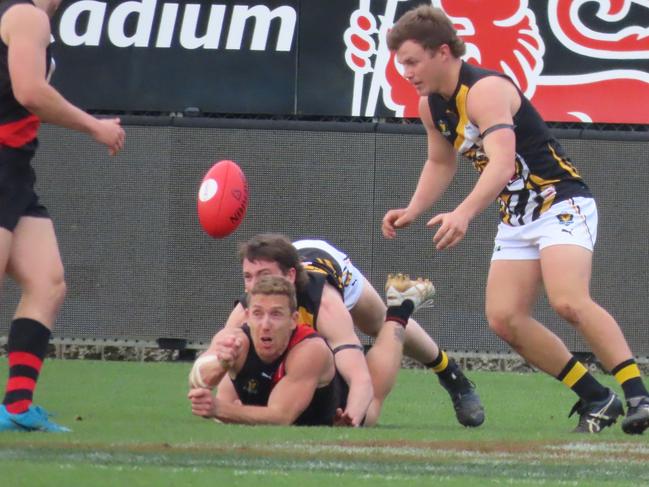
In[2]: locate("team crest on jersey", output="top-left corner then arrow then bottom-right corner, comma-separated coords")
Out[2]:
243,379 -> 258,395
436,119 -> 451,137
556,213 -> 574,226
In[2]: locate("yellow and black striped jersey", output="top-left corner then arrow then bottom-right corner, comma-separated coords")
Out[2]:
428,61 -> 591,226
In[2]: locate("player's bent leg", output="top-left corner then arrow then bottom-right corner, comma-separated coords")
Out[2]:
349,276 -> 387,338
383,273 -> 484,427
385,277 -> 484,427
486,259 -> 572,376
1,217 -> 69,432
402,317 -> 440,364
488,258 -> 624,433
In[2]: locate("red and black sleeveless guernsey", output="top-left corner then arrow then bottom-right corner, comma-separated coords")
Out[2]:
0,0 -> 51,149
428,61 -> 591,226
232,324 -> 346,426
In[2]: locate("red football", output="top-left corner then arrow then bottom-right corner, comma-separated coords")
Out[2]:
197,160 -> 249,238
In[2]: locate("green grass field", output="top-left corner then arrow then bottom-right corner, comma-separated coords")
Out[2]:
0,359 -> 647,486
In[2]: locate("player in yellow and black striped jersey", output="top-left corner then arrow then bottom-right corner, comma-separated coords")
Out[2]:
384,5 -> 649,434
427,61 -> 592,227
204,233 -> 485,428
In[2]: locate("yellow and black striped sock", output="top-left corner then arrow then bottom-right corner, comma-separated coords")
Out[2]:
611,359 -> 648,400
426,350 -> 463,386
425,350 -> 449,374
557,357 -> 608,402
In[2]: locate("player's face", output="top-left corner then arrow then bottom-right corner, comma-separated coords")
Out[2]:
396,40 -> 444,96
247,293 -> 297,362
242,259 -> 295,292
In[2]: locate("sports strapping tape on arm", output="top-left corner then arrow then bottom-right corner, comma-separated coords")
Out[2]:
332,344 -> 365,355
480,123 -> 515,138
189,354 -> 219,389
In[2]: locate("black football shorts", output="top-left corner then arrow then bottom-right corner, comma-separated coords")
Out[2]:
0,146 -> 49,231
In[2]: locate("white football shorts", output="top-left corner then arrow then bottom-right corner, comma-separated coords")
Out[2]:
293,239 -> 365,309
491,197 -> 598,261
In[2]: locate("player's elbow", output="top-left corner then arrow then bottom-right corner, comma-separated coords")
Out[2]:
13,84 -> 45,114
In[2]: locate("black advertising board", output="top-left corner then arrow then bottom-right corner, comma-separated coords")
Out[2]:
50,0 -> 299,114
50,0 -> 649,123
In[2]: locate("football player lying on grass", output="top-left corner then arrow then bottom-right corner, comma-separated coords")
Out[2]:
188,275 -> 348,426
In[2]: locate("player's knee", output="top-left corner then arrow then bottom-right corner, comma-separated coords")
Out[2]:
24,270 -> 67,309
486,307 -> 517,342
360,318 -> 383,338
549,297 -> 587,326
44,275 -> 67,309
350,304 -> 386,337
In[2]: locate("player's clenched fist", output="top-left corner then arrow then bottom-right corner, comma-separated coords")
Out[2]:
213,333 -> 243,370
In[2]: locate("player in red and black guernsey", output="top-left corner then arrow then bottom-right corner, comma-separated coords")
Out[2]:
188,276 -> 346,426
200,233 -> 485,428
383,5 -> 649,434
0,0 -> 125,432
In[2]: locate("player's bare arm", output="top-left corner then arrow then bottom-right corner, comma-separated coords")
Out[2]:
316,284 -> 373,426
429,77 -> 518,250
382,96 -> 457,239
192,339 -> 331,425
2,4 -> 124,155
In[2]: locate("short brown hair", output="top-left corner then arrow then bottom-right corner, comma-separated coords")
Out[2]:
249,275 -> 297,312
238,233 -> 309,290
387,5 -> 466,57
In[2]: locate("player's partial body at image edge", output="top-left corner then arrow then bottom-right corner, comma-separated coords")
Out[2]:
0,0 -> 125,433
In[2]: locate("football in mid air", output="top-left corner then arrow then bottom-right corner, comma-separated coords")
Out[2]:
197,160 -> 248,238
